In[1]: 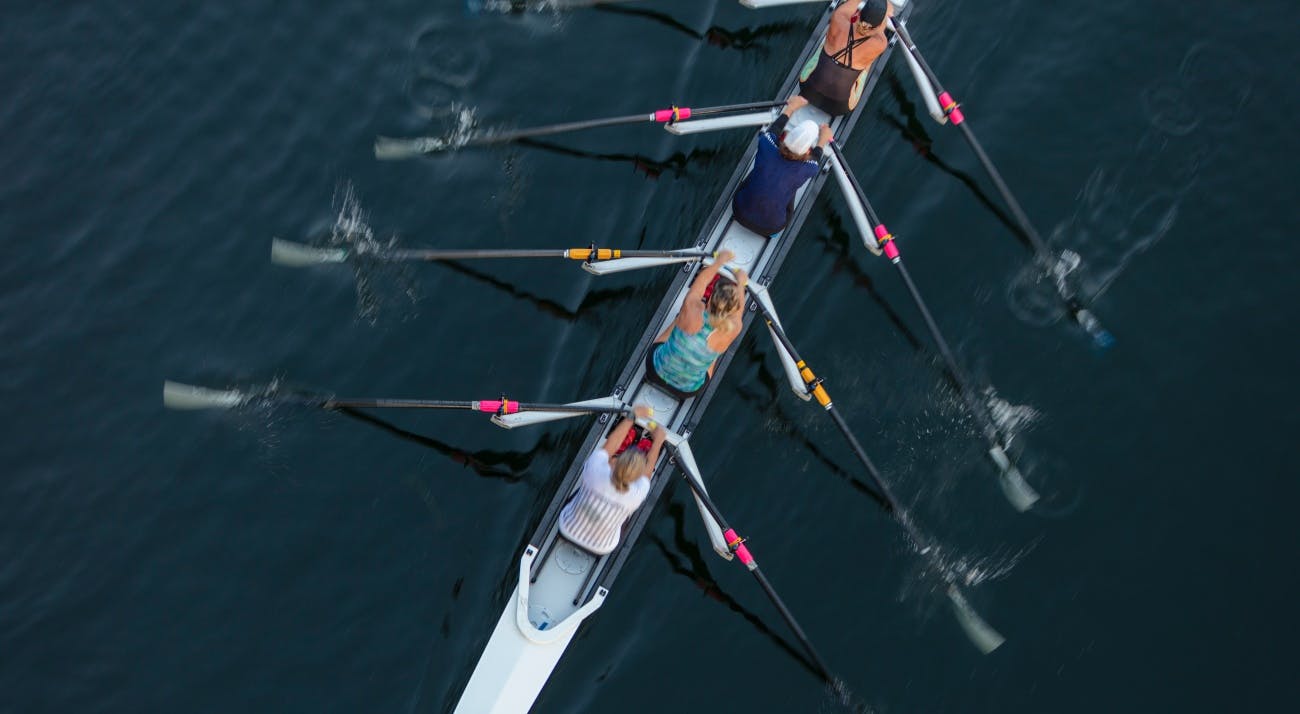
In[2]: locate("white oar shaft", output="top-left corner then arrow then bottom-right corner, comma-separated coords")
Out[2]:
748,284 -> 811,402
739,0 -> 829,8
826,150 -> 883,257
664,110 -> 781,135
889,18 -> 947,125
490,397 -> 627,429
669,439 -> 734,561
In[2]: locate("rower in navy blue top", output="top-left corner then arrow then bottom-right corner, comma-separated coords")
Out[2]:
732,95 -> 832,236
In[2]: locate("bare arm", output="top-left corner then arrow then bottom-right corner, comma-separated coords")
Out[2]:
827,1 -> 858,48
602,405 -> 651,456
643,424 -> 668,480
677,249 -> 734,333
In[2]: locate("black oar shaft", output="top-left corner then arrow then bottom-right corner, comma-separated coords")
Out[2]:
467,100 -> 785,147
889,259 -> 1004,445
674,464 -> 833,682
472,113 -> 655,146
829,143 -> 1011,447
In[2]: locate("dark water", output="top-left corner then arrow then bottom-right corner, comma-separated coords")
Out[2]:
3,0 -> 1297,711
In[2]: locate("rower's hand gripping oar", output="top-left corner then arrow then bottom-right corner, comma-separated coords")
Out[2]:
886,17 -> 1114,349
665,436 -> 836,682
747,293 -> 1007,653
375,100 -> 785,159
825,143 -> 1039,512
163,380 -> 628,424
270,238 -> 713,273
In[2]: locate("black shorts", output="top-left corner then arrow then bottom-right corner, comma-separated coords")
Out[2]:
644,344 -> 707,401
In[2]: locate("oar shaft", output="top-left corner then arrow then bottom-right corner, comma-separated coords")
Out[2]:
470,112 -> 656,146
465,100 -> 786,147
888,23 -> 1110,344
348,246 -> 712,263
889,258 -> 1004,445
322,398 -> 625,414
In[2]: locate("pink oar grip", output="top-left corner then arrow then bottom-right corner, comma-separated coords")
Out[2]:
874,224 -> 901,259
653,106 -> 692,122
723,528 -> 757,570
938,92 -> 964,124
477,400 -> 519,414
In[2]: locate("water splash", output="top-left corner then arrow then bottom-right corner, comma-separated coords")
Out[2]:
324,184 -> 420,323
983,387 -> 1041,447
1007,42 -> 1254,329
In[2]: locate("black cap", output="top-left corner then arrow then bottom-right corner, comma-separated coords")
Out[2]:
860,0 -> 888,27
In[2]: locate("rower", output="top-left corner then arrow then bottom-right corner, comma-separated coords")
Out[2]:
798,0 -> 894,116
557,406 -> 667,555
732,95 -> 831,237
646,250 -> 748,399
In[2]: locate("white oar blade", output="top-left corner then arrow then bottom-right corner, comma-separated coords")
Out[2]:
988,446 -> 1040,512
163,380 -> 246,410
270,238 -> 350,267
374,135 -> 447,160
749,285 -> 810,401
664,110 -> 780,135
672,440 -> 733,561
490,397 -> 625,429
581,256 -> 698,276
826,151 -> 883,257
947,586 -> 1006,654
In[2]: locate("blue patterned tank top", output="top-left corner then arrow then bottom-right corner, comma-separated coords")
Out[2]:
652,314 -> 718,393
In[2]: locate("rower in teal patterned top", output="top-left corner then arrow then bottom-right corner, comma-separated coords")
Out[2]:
648,250 -> 748,398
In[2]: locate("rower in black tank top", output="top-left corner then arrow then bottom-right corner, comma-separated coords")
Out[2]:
799,0 -> 890,116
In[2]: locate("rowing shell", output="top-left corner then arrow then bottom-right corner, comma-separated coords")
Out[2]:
452,2 -> 912,711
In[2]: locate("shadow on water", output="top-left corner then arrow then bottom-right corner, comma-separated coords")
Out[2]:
649,501 -> 822,680
516,137 -> 727,180
433,259 -> 641,324
1007,42 -> 1252,326
334,406 -> 538,482
876,71 -> 1029,249
591,4 -> 803,54
647,499 -> 882,714
810,210 -> 925,353
728,342 -> 891,510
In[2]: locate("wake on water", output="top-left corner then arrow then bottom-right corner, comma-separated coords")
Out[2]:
321,184 -> 420,324
1007,42 -> 1256,329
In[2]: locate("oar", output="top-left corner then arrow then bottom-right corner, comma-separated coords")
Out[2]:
888,18 -> 1114,348
738,0 -> 829,8
270,238 -> 713,269
375,100 -> 786,159
666,440 -> 836,682
747,293 -> 1007,654
162,380 -> 627,422
826,143 -> 1039,511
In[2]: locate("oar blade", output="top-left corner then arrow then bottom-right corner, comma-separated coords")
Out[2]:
374,135 -> 448,160
270,239 -> 350,267
163,380 -> 246,410
988,446 -> 1039,512
946,586 -> 1006,654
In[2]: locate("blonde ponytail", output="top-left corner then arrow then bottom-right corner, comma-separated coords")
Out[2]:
611,450 -> 649,493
